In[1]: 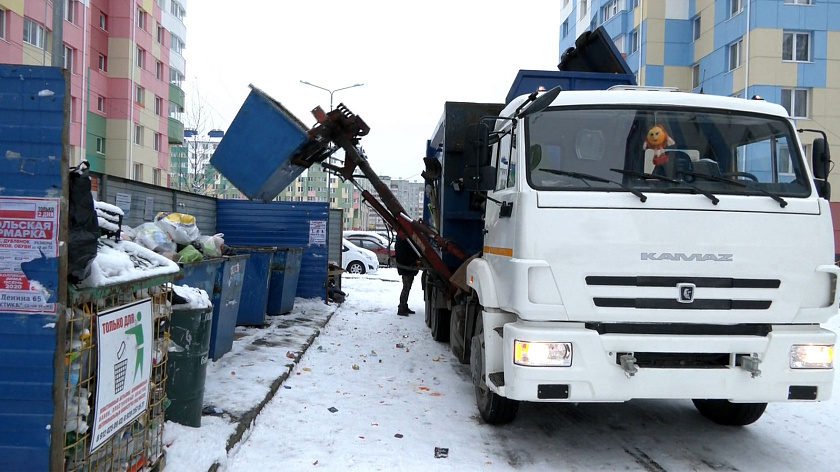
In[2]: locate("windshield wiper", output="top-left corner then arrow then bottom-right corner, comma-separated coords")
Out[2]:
609,168 -> 719,205
680,171 -> 788,208
541,169 -> 647,202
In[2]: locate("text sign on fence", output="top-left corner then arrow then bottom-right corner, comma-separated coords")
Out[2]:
90,299 -> 153,452
0,197 -> 59,314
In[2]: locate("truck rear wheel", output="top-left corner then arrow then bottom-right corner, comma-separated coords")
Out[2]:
470,314 -> 518,424
430,305 -> 450,342
692,399 -> 767,426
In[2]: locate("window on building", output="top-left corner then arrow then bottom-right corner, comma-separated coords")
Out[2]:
562,20 -> 569,39
97,96 -> 105,113
134,163 -> 142,180
96,137 -> 105,154
781,88 -> 809,118
0,8 -> 6,40
154,96 -> 163,116
157,0 -> 165,8
134,125 -> 143,145
136,46 -> 145,69
98,54 -> 107,71
692,64 -> 700,89
156,23 -> 164,43
784,0 -> 811,4
137,7 -> 146,29
153,168 -> 161,186
782,32 -> 810,62
603,0 -> 620,22
135,85 -> 145,105
170,68 -> 184,86
23,18 -> 47,49
63,45 -> 73,73
171,35 -> 185,54
728,39 -> 742,71
563,0 -> 570,7
730,0 -> 743,17
99,13 -> 107,30
633,0 -> 640,8
153,132 -> 162,151
171,1 -> 185,20
580,0 -> 588,19
156,61 -> 164,80
693,16 -> 701,41
613,35 -> 625,53
64,0 -> 76,24
629,29 -> 639,54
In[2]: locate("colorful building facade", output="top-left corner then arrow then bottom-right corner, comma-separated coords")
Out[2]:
0,0 -> 186,184
560,0 -> 840,190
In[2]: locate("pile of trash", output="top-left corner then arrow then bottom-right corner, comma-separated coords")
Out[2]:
125,211 -> 233,263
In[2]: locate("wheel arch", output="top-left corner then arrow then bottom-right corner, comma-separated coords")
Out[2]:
466,258 -> 499,309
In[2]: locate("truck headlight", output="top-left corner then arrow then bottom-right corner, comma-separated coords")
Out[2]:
790,345 -> 834,369
514,341 -> 572,367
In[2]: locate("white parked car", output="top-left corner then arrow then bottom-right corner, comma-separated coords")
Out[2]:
342,238 -> 379,274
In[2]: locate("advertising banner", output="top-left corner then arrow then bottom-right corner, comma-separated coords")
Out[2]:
0,197 -> 60,314
90,299 -> 153,452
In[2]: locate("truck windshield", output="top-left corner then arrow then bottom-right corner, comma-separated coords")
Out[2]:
524,106 -> 811,198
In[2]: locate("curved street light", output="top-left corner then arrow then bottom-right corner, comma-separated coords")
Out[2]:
299,80 -> 364,110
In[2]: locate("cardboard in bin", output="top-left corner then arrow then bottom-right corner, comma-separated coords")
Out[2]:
210,85 -> 313,201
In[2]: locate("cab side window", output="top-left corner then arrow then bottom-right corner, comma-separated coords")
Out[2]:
495,133 -> 513,190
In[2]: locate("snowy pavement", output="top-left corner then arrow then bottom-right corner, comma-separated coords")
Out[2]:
163,268 -> 840,471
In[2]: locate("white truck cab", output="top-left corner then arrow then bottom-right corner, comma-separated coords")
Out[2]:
466,87 -> 839,425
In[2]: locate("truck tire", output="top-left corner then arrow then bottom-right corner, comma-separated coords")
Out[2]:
470,314 -> 518,424
450,304 -> 468,364
692,399 -> 767,426
422,272 -> 432,328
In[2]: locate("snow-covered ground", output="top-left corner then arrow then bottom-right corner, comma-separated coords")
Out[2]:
164,268 -> 840,471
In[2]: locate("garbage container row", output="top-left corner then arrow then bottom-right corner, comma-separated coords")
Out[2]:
167,246 -> 303,427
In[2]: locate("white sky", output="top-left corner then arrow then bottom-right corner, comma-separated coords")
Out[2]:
183,0 -> 561,180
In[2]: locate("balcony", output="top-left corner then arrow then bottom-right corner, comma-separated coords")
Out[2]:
168,117 -> 184,144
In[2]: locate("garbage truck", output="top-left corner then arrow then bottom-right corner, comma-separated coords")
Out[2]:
211,27 -> 837,427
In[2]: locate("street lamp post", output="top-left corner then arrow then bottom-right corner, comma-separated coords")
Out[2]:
299,81 -> 364,209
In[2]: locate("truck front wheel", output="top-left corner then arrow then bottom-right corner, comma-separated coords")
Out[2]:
692,399 -> 767,426
470,314 -> 518,424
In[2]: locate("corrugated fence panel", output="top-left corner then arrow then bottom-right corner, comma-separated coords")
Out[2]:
94,173 -> 217,235
216,201 -> 328,300
0,65 -> 66,471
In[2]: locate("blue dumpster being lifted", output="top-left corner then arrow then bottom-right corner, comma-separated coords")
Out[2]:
230,246 -> 275,326
267,247 -> 304,315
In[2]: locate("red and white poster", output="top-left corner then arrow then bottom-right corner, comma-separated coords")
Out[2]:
90,299 -> 153,452
0,197 -> 60,314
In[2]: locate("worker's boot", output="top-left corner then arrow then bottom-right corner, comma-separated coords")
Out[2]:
407,307 -> 416,314
397,304 -> 411,316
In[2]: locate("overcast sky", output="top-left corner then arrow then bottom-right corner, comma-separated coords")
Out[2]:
183,0 -> 561,180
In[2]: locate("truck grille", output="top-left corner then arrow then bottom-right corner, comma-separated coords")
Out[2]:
587,275 -> 778,310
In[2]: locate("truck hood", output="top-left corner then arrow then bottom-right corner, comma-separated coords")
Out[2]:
508,196 -> 837,325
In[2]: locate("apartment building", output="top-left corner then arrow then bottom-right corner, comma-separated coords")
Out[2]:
0,0 -> 187,184
560,0 -> 840,191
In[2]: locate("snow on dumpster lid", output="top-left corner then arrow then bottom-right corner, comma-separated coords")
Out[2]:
76,239 -> 179,288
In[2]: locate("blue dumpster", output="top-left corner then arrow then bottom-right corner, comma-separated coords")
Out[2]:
231,247 -> 275,326
267,247 -> 304,315
212,255 -> 248,360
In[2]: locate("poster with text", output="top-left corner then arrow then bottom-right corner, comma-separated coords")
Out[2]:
309,220 -> 327,246
90,299 -> 153,452
0,197 -> 60,314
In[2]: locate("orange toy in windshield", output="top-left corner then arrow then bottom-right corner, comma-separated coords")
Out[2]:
644,125 -> 675,166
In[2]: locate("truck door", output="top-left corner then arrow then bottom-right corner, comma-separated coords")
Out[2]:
484,127 -> 518,270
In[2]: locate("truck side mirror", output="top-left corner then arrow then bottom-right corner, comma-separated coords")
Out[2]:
813,137 -> 830,180
813,137 -> 831,199
464,166 -> 496,192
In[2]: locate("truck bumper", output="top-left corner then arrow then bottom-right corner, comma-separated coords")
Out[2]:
496,320 -> 835,403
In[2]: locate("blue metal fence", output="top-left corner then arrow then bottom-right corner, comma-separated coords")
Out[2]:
0,65 -> 67,471
216,201 -> 328,300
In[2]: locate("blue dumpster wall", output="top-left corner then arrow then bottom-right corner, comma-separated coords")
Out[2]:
216,201 -> 328,300
0,66 -> 67,471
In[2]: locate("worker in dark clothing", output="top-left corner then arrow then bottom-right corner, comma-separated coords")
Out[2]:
395,235 -> 420,316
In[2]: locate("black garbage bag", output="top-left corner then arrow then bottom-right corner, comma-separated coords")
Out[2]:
68,162 -> 100,283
